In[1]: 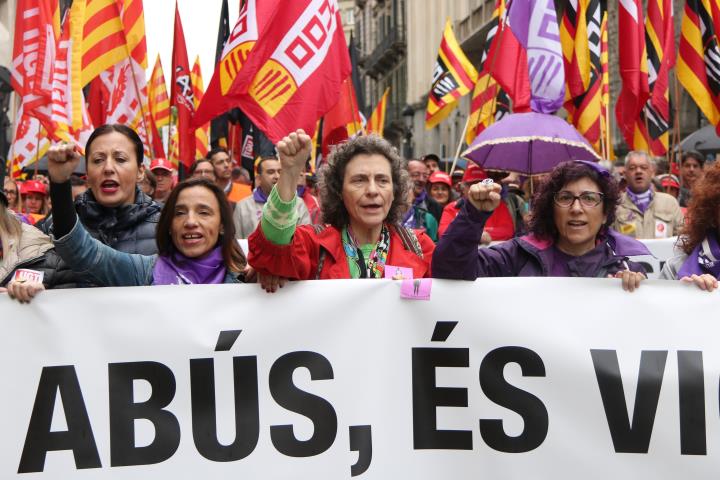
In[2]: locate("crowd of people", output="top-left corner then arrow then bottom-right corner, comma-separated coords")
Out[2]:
2,123 -> 720,303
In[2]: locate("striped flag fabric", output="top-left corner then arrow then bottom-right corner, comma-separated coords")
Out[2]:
634,0 -> 674,155
561,0 -> 591,100
466,0 -> 507,145
561,0 -> 604,150
425,19 -> 478,129
366,88 -> 389,135
191,56 -> 210,159
149,54 -> 171,129
677,0 -> 720,135
73,0 -> 128,87
615,0 -> 650,149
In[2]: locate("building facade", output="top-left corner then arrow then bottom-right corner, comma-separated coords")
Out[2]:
354,0 -> 408,150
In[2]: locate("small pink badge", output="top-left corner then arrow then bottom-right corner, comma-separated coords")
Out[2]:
12,268 -> 44,284
384,265 -> 413,280
400,278 -> 432,301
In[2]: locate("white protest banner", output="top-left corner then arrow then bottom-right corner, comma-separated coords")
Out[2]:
636,236 -> 679,279
1,278 -> 719,479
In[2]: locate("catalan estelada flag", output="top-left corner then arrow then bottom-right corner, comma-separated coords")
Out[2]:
677,0 -> 720,135
149,54 -> 170,129
191,56 -> 210,159
366,88 -> 389,135
426,19 -> 478,129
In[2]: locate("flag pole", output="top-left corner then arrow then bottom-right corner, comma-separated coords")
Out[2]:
451,7 -> 508,176
449,116 -> 471,175
672,75 -> 682,167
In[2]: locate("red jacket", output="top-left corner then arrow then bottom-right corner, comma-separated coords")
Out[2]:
249,224 -> 435,279
439,199 -> 514,240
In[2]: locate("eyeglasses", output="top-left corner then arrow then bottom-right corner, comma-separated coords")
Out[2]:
3,189 -> 17,196
553,190 -> 604,208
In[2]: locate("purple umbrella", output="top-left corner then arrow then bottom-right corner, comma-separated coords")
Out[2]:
462,112 -> 601,175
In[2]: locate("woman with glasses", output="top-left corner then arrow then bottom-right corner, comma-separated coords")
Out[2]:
432,160 -> 649,291
3,178 -> 21,212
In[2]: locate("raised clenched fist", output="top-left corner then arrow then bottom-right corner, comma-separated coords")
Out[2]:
277,130 -> 312,174
467,181 -> 502,212
46,142 -> 82,183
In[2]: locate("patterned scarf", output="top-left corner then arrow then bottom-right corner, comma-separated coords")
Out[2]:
626,188 -> 653,214
342,224 -> 390,279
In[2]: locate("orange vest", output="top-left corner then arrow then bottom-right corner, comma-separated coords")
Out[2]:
227,182 -> 252,203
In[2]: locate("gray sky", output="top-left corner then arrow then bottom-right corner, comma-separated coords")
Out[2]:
145,0 -> 241,91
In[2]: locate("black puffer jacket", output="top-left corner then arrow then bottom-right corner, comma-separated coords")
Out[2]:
0,224 -> 78,288
41,187 -> 162,255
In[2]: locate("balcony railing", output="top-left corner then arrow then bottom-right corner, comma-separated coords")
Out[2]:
360,27 -> 406,78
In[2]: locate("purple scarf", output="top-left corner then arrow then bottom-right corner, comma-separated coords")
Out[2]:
626,189 -> 653,214
253,187 -> 269,204
403,190 -> 427,225
152,246 -> 227,285
678,232 -> 720,279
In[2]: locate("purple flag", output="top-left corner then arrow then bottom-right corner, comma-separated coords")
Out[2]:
507,0 -> 565,114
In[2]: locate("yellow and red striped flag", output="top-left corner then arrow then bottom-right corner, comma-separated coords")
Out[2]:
561,0 -> 604,152
560,0 -> 591,101
633,0 -> 674,155
366,88 -> 389,135
149,55 -> 170,128
678,0 -> 720,135
466,0 -> 507,144
426,19 -> 478,129
191,56 -> 209,159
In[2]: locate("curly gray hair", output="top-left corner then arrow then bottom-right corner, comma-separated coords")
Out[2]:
319,135 -> 410,229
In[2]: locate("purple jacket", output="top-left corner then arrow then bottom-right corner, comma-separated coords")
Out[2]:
432,201 -> 649,279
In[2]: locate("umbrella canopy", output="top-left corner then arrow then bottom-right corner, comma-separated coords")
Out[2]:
462,112 -> 600,175
678,125 -> 720,155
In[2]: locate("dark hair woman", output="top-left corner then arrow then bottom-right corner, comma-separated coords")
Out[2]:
432,160 -> 649,291
660,162 -> 720,291
39,124 -> 161,256
6,145 -> 246,301
248,130 -> 434,291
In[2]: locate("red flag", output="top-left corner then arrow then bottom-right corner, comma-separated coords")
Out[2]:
321,77 -> 362,156
487,12 -> 531,113
193,0 -> 283,129
615,0 -> 649,148
11,0 -> 56,121
171,1 -> 195,169
225,0 -> 351,143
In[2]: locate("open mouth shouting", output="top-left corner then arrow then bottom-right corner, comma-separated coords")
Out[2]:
100,180 -> 120,195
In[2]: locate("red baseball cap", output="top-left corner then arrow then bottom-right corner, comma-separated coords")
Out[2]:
150,158 -> 173,172
21,180 -> 47,196
661,176 -> 680,189
428,171 -> 452,188
462,163 -> 488,183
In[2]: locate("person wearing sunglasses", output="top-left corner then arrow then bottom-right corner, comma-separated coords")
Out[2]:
432,160 -> 649,291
